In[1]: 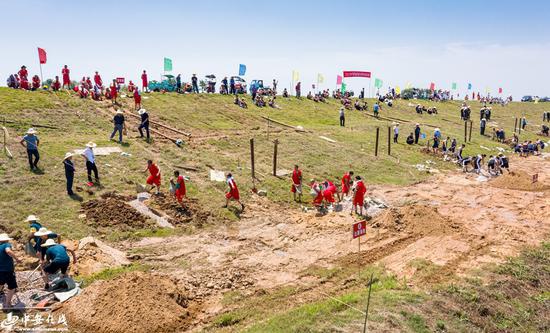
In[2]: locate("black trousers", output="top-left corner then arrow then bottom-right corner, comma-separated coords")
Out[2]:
414,133 -> 419,144
139,123 -> 150,139
66,172 -> 74,194
340,116 -> 345,127
27,149 -> 39,168
86,161 -> 99,182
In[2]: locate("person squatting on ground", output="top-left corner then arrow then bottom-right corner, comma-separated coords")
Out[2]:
40,239 -> 77,290
144,160 -> 161,194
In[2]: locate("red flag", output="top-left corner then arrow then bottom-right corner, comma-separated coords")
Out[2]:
498,87 -> 503,94
37,47 -> 47,64
343,71 -> 371,78
429,82 -> 435,91
336,75 -> 343,85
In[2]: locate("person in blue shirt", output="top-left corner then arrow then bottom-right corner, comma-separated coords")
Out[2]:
40,239 -> 77,290
20,128 -> 40,170
0,233 -> 20,309
26,215 -> 42,256
34,228 -> 60,262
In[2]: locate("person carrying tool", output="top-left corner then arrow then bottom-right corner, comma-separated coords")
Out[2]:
291,165 -> 303,202
224,173 -> 244,211
352,176 -> 367,216
26,215 -> 42,256
0,233 -> 20,309
138,109 -> 150,141
170,170 -> 186,208
341,171 -> 354,197
144,160 -> 161,194
40,239 -> 76,290
20,128 -> 40,170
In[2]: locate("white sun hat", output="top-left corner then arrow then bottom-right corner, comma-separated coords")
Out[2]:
26,215 -> 40,222
85,141 -> 97,148
116,109 -> 124,114
138,109 -> 147,115
34,227 -> 52,237
63,152 -> 74,160
0,233 -> 12,242
41,239 -> 57,247
26,128 -> 37,134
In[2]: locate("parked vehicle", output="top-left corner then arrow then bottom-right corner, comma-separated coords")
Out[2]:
539,96 -> 550,102
149,75 -> 177,92
205,74 -> 216,93
521,95 -> 534,102
249,79 -> 274,95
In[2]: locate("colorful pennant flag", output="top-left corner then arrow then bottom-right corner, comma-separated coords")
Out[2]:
37,47 -> 47,64
292,70 -> 300,82
467,83 -> 472,90
336,75 -> 343,85
374,78 -> 383,89
163,57 -> 172,71
239,64 -> 246,76
395,86 -> 401,95
451,82 -> 457,90
341,82 -> 347,93
317,73 -> 324,84
498,87 -> 503,94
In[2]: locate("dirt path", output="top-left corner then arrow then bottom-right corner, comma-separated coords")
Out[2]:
124,154 -> 549,327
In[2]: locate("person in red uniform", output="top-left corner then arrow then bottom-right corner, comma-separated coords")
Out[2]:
134,87 -> 142,110
62,65 -> 70,89
224,173 -> 244,211
93,71 -> 103,87
170,170 -> 186,208
143,160 -> 161,194
322,180 -> 337,205
31,75 -> 41,90
310,179 -> 324,208
141,70 -> 148,92
52,76 -> 61,91
128,80 -> 135,93
341,171 -> 354,197
85,77 -> 92,89
291,164 -> 303,202
18,66 -> 28,81
20,77 -> 29,90
110,79 -> 118,104
352,176 -> 367,216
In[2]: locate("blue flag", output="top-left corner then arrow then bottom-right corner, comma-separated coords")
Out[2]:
467,83 -> 472,90
239,64 -> 246,76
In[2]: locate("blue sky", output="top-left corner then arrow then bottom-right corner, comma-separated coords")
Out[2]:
1,0 -> 549,97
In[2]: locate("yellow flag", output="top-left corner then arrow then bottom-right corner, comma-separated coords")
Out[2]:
292,70 -> 300,82
395,86 -> 401,95
317,73 -> 324,84
485,87 -> 490,93
406,82 -> 412,89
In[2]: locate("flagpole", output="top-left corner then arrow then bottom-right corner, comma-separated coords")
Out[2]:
39,63 -> 43,85
368,78 -> 372,99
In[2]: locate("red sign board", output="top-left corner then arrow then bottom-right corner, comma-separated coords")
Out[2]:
116,77 -> 125,84
343,71 -> 371,78
352,221 -> 367,239
532,174 -> 538,183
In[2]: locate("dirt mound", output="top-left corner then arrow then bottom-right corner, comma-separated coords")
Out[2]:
81,192 -> 154,231
74,237 -> 131,276
148,194 -> 211,226
490,171 -> 549,192
64,272 -> 192,333
371,205 -> 460,236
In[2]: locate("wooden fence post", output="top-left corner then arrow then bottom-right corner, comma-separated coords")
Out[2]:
514,117 -> 518,133
387,126 -> 391,155
374,127 -> 379,157
469,121 -> 473,142
250,138 -> 255,179
273,139 -> 279,176
464,121 -> 467,143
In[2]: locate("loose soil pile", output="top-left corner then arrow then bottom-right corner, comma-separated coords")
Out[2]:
64,272 -> 192,333
81,192 -> 154,231
371,205 -> 460,236
74,237 -> 131,276
490,170 -> 549,192
148,194 -> 211,227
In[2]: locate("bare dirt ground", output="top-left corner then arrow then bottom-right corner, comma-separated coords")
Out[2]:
119,154 -> 549,329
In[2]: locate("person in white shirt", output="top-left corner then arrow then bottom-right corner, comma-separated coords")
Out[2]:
82,142 -> 99,185
339,107 -> 345,127
393,123 -> 399,143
